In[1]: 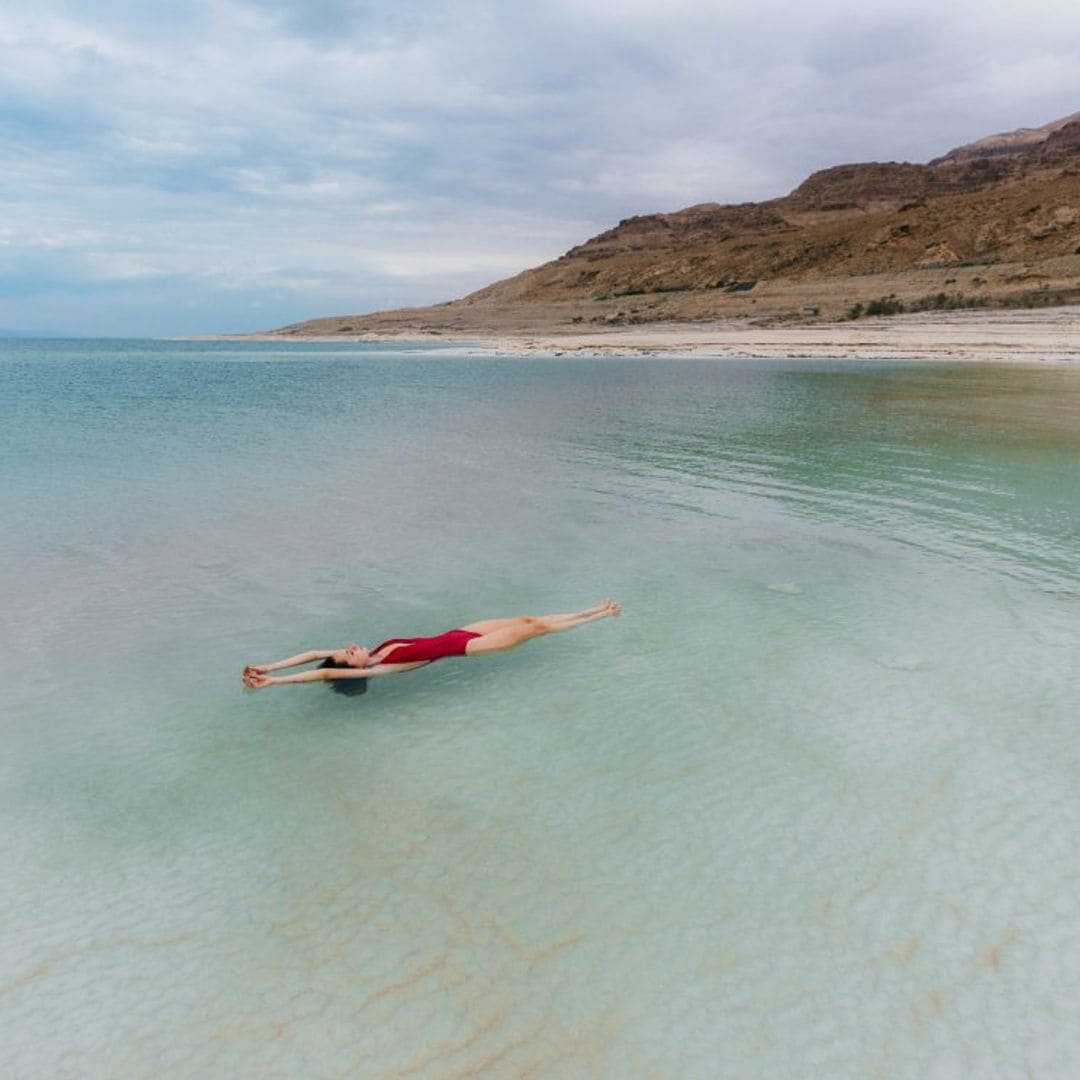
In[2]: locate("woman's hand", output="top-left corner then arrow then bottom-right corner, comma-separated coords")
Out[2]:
244,663 -> 269,676
242,669 -> 274,690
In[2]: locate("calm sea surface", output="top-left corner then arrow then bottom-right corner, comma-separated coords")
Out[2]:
2,339 -> 1080,1078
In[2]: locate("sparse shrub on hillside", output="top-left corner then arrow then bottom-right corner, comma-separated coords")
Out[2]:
848,297 -> 905,318
869,289 -> 1079,314
908,292 -> 988,312
847,292 -> 1011,317
1000,287 -> 1080,307
865,297 -> 905,316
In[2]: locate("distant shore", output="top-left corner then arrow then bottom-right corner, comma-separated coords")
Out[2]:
235,306 -> 1080,364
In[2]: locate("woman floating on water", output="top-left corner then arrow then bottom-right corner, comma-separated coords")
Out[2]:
242,599 -> 620,691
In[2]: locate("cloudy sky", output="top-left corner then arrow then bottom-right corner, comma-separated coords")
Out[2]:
2,0 -> 1078,335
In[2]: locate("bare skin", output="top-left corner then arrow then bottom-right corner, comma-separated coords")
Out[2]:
242,599 -> 620,690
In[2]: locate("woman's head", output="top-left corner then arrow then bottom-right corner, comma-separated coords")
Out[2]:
318,653 -> 369,696
331,643 -> 370,668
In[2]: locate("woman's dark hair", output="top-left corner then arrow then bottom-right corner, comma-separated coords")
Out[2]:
318,657 -> 369,696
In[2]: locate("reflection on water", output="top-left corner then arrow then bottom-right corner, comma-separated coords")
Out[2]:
571,363 -> 1080,592
2,343 -> 1080,1077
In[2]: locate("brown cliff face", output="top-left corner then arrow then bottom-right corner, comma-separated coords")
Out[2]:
273,115 -> 1080,335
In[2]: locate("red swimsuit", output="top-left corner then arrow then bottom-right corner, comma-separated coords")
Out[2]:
371,629 -> 480,665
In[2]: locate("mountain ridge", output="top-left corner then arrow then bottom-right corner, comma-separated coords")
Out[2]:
930,111 -> 1080,165
270,113 -> 1080,336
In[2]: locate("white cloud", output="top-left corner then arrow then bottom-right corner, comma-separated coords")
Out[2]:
1,0 -> 1078,334
29,229 -> 108,249
371,251 -> 543,280
82,252 -> 167,281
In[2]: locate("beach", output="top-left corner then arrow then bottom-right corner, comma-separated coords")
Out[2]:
248,307 -> 1080,364
504,308 -> 1080,362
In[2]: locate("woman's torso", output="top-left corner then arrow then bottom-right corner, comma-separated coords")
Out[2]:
371,629 -> 479,665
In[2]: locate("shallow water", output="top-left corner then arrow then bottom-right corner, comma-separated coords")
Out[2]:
2,339 -> 1080,1077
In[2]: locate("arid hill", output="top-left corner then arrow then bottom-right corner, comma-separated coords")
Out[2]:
930,112 -> 1080,165
272,115 -> 1080,336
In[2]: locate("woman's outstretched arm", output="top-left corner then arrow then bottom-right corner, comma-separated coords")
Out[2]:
244,661 -> 427,689
245,650 -> 336,674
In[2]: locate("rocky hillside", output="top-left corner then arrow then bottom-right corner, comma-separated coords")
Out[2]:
930,112 -> 1080,165
273,115 -> 1080,335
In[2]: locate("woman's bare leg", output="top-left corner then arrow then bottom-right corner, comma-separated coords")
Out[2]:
464,601 -> 619,656
544,603 -> 619,631
458,615 -> 533,636
460,599 -> 613,637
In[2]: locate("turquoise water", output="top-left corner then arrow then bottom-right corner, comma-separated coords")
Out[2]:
3,339 -> 1080,1077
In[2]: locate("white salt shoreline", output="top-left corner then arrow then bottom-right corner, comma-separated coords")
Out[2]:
230,306 -> 1080,364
